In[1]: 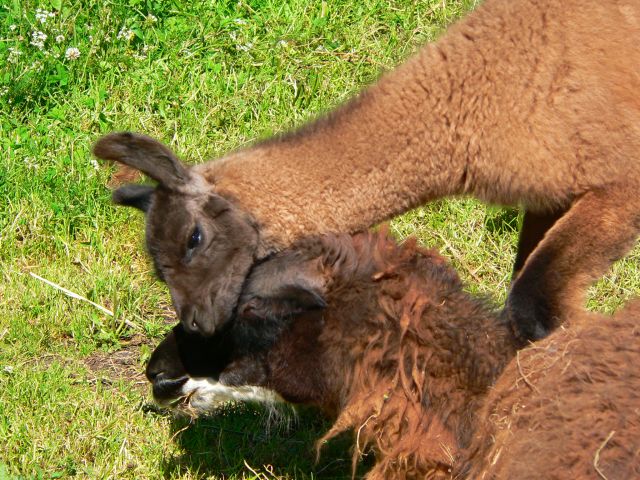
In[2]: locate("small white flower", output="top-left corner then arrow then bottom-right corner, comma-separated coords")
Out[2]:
234,18 -> 248,25
9,24 -> 17,31
55,34 -> 65,43
30,30 -> 47,49
236,42 -> 253,52
3,366 -> 14,374
0,87 -> 9,96
23,157 -> 39,169
8,47 -> 23,64
65,47 -> 80,60
146,14 -> 158,24
90,158 -> 100,170
36,8 -> 49,25
277,39 -> 288,48
117,27 -> 135,42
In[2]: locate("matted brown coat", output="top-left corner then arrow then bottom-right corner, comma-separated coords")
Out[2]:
146,230 -> 640,478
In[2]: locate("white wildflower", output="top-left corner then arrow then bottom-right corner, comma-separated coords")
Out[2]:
9,24 -> 17,31
234,18 -> 248,25
3,366 -> 14,374
117,27 -> 135,42
35,8 -> 55,24
229,31 -> 238,41
8,47 -> 23,64
55,34 -> 65,43
277,39 -> 288,48
236,42 -> 253,52
90,158 -> 100,170
146,13 -> 158,24
23,157 -> 39,170
65,47 -> 80,60
30,30 -> 47,49
0,87 -> 9,96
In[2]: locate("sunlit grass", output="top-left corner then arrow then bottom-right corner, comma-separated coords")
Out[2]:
1,0 -> 637,478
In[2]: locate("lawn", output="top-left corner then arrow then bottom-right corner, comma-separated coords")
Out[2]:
1,0 -> 638,478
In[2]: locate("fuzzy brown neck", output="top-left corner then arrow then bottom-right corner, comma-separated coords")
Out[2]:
319,281 -> 518,476
199,8 -> 515,256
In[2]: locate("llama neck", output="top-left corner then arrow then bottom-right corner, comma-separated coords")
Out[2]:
320,290 -> 517,476
202,11 -> 504,254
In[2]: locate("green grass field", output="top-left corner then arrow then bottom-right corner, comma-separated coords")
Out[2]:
1,1 -> 638,478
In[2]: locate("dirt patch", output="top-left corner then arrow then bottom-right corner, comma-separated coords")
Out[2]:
84,334 -> 152,393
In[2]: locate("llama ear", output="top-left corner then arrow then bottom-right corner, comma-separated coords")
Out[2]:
112,184 -> 155,212
93,132 -> 190,189
239,257 -> 327,320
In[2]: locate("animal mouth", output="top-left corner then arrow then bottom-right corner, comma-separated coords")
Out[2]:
159,377 -> 284,415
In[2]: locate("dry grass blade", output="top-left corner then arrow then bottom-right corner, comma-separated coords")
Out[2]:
593,430 -> 616,480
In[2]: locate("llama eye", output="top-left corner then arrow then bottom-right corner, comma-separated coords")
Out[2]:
187,226 -> 202,251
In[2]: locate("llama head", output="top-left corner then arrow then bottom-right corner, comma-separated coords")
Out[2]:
93,132 -> 259,336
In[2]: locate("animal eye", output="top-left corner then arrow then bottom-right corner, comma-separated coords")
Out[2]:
187,226 -> 202,251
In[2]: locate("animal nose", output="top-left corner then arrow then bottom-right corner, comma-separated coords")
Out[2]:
146,361 -> 164,383
151,374 -> 189,402
180,305 -> 215,336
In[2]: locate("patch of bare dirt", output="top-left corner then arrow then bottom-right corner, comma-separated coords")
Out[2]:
84,334 -> 152,393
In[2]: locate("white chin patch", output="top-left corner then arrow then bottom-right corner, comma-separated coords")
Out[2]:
175,378 -> 283,415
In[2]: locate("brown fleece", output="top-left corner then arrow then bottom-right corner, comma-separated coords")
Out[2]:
250,231 -> 518,479
254,233 -> 640,478
146,230 -> 640,478
463,301 -> 640,479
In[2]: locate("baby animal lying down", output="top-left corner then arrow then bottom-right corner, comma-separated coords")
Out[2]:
146,230 -> 640,479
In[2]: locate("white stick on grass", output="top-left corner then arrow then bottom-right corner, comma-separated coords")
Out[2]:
29,272 -> 137,329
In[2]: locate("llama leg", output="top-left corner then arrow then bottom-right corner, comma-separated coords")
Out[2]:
512,209 -> 566,280
506,185 -> 640,342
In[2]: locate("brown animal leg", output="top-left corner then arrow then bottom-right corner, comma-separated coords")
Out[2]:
507,185 -> 640,342
512,209 -> 566,280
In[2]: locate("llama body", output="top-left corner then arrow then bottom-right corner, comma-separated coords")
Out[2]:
148,231 -> 517,478
465,303 -> 640,479
95,0 -> 640,338
147,231 -> 640,478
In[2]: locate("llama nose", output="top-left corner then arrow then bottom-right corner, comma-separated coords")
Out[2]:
151,374 -> 189,402
179,305 -> 207,335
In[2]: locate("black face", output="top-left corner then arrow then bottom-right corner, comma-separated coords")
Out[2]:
146,322 -> 233,403
145,246 -> 331,409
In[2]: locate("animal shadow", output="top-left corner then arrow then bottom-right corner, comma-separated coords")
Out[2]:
161,403 -> 373,479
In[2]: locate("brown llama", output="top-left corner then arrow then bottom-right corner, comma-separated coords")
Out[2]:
146,230 -> 640,478
94,0 -> 640,341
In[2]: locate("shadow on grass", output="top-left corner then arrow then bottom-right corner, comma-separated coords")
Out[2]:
160,403 -> 373,479
484,207 -> 520,236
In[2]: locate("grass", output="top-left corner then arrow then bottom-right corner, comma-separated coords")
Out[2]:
1,0 -> 638,478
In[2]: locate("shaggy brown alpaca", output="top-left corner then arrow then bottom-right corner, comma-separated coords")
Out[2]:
147,231 -> 640,479
463,301 -> 640,479
94,0 -> 640,340
147,230 -> 519,478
